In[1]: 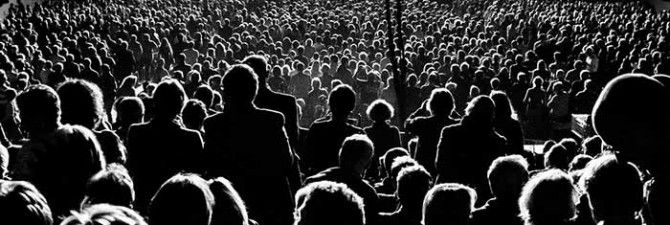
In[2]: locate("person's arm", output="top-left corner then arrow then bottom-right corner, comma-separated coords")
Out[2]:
435,127 -> 456,182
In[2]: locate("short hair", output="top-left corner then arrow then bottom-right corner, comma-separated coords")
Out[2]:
116,97 -> 145,125
242,55 -> 269,80
60,204 -> 147,225
295,181 -> 365,225
580,155 -> 642,221
366,99 -> 394,122
222,64 -> 259,104
57,79 -> 105,129
427,88 -> 455,116
381,147 -> 410,177
329,84 -> 356,117
149,173 -> 215,225
152,79 -> 187,119
423,183 -> 476,225
487,155 -> 529,199
545,144 -> 569,170
582,135 -> 602,157
568,154 -> 593,172
82,163 -> 135,208
338,134 -> 374,169
209,177 -> 249,225
194,85 -> 215,107
182,99 -> 208,131
397,165 -> 433,206
16,85 -> 61,134
0,181 -> 53,225
465,95 -> 495,124
519,169 -> 577,225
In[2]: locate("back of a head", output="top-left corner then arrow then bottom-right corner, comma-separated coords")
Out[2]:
194,85 -> 215,108
329,84 -> 356,118
57,79 -> 105,129
582,135 -> 602,157
568,154 -> 593,172
222,64 -> 259,105
116,97 -> 145,125
182,99 -> 208,130
149,173 -> 214,225
209,177 -> 249,225
152,79 -> 187,120
580,154 -> 642,222
60,204 -> 146,225
295,181 -> 365,225
423,183 -> 476,225
338,134 -> 374,172
519,169 -> 577,225
397,165 -> 433,207
47,124 -> 106,215
382,147 -> 410,176
83,164 -> 135,209
490,91 -> 514,120
17,85 -> 61,134
464,95 -> 496,126
0,181 -> 53,225
545,144 -> 569,170
488,155 -> 529,200
427,88 -> 455,117
592,74 -> 670,170
366,99 -> 394,123
242,55 -> 269,81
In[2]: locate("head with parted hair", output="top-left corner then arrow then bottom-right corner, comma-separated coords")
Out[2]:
208,177 -> 249,225
149,173 -> 215,225
294,181 -> 365,225
422,183 -> 476,225
427,88 -> 455,117
580,154 -> 642,222
82,163 -> 135,209
366,99 -> 394,123
488,155 -> 529,201
57,79 -> 105,129
222,64 -> 259,106
152,79 -> 187,120
17,84 -> 61,135
60,204 -> 146,225
397,165 -> 433,210
0,180 -> 53,225
519,169 -> 577,225
338,134 -> 374,175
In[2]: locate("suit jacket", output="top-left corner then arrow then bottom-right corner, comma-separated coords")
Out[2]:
203,106 -> 295,225
255,86 -> 299,149
126,119 -> 203,213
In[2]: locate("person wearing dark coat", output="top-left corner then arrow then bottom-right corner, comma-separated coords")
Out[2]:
435,95 -> 506,205
490,91 -> 525,155
126,79 -> 204,214
242,55 -> 300,149
203,64 -> 296,225
305,134 -> 380,225
471,155 -> 529,225
405,88 -> 458,175
364,99 -> 402,180
114,41 -> 136,80
304,84 -> 364,174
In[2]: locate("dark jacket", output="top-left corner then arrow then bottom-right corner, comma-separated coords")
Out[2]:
405,115 -> 458,175
364,123 -> 402,179
203,106 -> 296,225
471,198 -> 523,225
254,86 -> 299,149
304,118 -> 363,174
126,119 -> 203,213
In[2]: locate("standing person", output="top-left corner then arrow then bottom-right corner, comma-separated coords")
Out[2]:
0,70 -> 20,142
203,65 -> 297,225
436,96 -> 506,204
405,89 -> 458,175
547,82 -> 571,140
490,91 -> 524,155
126,80 -> 204,214
364,99 -> 402,180
518,170 -> 578,225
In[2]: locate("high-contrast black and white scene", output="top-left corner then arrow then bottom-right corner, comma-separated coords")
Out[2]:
1,0 -> 669,224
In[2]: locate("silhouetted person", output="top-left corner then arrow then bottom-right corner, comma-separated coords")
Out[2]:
422,183 -> 477,225
364,99 -> 402,180
81,163 -> 135,209
149,173 -> 214,225
379,165 -> 433,225
580,155 -> 642,225
113,97 -> 144,142
471,155 -> 529,225
436,95 -> 506,204
0,180 -> 53,225
294,181 -> 365,225
304,84 -> 363,173
208,177 -> 252,225
305,134 -> 380,224
13,85 -> 106,218
203,64 -> 296,225
242,55 -> 300,149
60,204 -> 147,225
519,169 -> 577,225
57,79 -> 126,164
405,88 -> 459,175
490,91 -> 524,155
544,144 -> 570,171
126,79 -> 203,213
374,148 -> 412,195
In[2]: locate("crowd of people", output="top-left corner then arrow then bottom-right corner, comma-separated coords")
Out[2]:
0,0 -> 669,224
